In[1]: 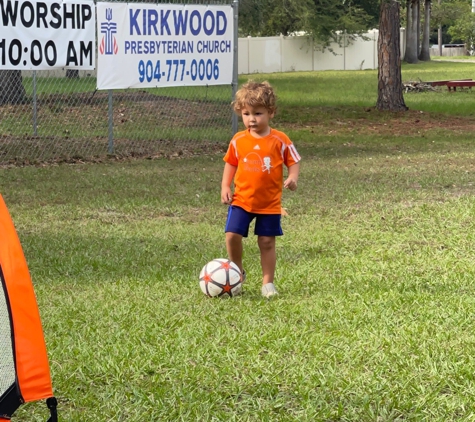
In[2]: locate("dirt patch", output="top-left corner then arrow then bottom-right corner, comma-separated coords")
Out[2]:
0,91 -> 232,165
2,92 -> 475,166
283,109 -> 475,137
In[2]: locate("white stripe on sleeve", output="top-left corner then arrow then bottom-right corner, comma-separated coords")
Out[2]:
231,139 -> 238,159
288,144 -> 301,162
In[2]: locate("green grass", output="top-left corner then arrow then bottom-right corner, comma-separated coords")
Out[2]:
22,76 -> 231,102
260,61 -> 475,119
20,61 -> 475,108
4,62 -> 475,420
3,61 -> 475,147
431,55 -> 475,61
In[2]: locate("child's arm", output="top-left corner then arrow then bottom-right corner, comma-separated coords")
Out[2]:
284,162 -> 300,191
221,162 -> 237,204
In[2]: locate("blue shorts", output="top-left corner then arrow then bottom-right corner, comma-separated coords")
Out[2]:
225,205 -> 283,237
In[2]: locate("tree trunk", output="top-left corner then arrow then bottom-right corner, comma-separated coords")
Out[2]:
0,71 -> 26,105
419,0 -> 431,60
404,0 -> 419,63
377,0 -> 408,112
66,70 -> 79,79
438,0 -> 442,56
405,0 -> 411,54
416,0 -> 421,56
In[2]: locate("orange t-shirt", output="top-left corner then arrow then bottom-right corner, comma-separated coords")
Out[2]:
223,128 -> 301,214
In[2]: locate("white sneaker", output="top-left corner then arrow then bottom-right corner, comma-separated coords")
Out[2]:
262,283 -> 278,298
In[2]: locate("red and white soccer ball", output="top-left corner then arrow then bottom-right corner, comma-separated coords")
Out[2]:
199,258 -> 243,298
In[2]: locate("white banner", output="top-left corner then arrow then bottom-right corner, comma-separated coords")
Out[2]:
0,0 -> 95,70
97,2 -> 234,90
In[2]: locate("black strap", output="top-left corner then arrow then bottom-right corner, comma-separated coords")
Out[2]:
46,397 -> 58,422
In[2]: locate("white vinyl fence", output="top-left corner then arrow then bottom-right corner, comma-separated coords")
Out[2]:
238,29 -> 406,74
25,29 -> 408,79
429,47 -> 466,57
23,29 -> 462,80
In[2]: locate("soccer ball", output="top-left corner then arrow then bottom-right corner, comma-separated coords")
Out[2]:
199,258 -> 243,298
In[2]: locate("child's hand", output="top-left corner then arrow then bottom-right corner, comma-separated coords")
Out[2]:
284,177 -> 298,191
221,187 -> 233,204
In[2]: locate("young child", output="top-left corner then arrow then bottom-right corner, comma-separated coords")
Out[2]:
221,81 -> 301,298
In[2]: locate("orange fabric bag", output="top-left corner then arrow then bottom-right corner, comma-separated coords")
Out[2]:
0,195 -> 57,421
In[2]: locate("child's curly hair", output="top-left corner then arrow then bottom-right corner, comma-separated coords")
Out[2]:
232,81 -> 277,115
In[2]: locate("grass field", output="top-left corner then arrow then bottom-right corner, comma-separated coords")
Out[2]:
3,61 -> 475,421
431,55 -> 475,61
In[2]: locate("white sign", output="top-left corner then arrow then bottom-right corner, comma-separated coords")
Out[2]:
97,2 -> 234,90
0,0 -> 95,70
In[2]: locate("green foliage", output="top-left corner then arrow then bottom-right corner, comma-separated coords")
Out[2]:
350,0 -> 380,28
238,0 -> 315,36
309,0 -> 374,46
447,3 -> 475,46
238,0 -> 376,45
431,1 -> 468,27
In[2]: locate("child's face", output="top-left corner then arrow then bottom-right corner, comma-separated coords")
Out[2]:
241,105 -> 274,137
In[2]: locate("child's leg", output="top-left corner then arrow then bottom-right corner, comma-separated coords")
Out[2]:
226,232 -> 244,273
257,235 -> 276,285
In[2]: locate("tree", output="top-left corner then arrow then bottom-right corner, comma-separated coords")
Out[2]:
238,0 -> 271,36
416,0 -> 421,54
431,0 -> 469,54
0,71 -> 26,105
309,0 -> 373,43
238,0 -> 315,36
404,0 -> 420,63
377,0 -> 408,111
265,0 -> 315,36
238,0 -> 375,44
447,4 -> 475,49
352,0 -> 381,28
419,0 -> 432,60
437,0 -> 443,55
